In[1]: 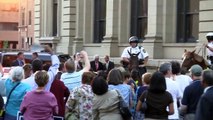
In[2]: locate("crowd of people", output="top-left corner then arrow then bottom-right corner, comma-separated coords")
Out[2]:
0,36 -> 212,120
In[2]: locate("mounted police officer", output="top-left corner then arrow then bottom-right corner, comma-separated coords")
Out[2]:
121,36 -> 149,76
205,32 -> 213,65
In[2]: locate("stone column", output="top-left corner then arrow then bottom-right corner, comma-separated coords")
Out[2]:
83,0 -> 94,43
73,0 -> 84,53
56,0 -> 75,54
34,0 -> 41,43
199,0 -> 213,43
144,0 -> 163,59
41,0 -> 53,37
102,0 -> 119,57
118,0 -> 131,43
162,0 -> 177,43
198,0 -> 213,57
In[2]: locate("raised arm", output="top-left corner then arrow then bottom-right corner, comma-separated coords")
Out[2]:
80,51 -> 91,72
44,45 -> 60,91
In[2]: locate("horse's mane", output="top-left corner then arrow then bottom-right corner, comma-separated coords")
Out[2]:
128,51 -> 140,71
182,49 -> 209,71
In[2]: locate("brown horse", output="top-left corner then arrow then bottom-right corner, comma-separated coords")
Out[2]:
181,49 -> 209,71
120,50 -> 146,79
127,51 -> 140,72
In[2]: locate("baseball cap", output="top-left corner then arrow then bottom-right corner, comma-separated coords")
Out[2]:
189,64 -> 203,76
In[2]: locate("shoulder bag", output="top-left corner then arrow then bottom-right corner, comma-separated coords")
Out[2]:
141,91 -> 148,113
115,90 -> 132,120
0,82 -> 20,120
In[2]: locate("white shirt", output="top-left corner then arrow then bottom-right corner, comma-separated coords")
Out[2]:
22,55 -> 60,91
174,75 -> 192,98
121,46 -> 148,59
165,77 -> 182,119
207,42 -> 213,56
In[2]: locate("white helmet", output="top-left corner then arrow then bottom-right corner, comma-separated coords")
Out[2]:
128,36 -> 139,43
206,32 -> 213,41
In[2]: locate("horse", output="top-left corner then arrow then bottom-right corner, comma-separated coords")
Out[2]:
127,51 -> 140,72
120,51 -> 146,82
181,49 -> 209,71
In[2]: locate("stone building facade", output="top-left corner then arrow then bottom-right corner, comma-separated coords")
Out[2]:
34,0 -> 213,61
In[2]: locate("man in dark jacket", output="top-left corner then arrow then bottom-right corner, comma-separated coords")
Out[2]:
179,64 -> 204,120
90,54 -> 105,72
104,55 -> 114,73
12,52 -> 25,66
195,70 -> 213,120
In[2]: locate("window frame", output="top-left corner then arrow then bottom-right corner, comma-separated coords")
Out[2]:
176,0 -> 199,43
93,0 -> 106,43
131,0 -> 148,40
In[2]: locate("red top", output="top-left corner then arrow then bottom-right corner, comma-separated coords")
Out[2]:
50,79 -> 70,117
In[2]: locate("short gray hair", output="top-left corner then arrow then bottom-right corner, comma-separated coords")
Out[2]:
94,54 -> 99,60
11,66 -> 24,81
159,62 -> 172,75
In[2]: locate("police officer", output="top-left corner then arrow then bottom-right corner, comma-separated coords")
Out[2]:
206,32 -> 213,65
121,36 -> 149,75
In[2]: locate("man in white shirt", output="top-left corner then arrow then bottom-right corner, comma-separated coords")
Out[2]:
121,36 -> 149,76
22,45 -> 60,91
206,32 -> 213,65
159,62 -> 182,120
170,61 -> 192,98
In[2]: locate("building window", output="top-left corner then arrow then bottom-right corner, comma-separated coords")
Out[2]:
177,0 -> 199,43
28,11 -> 31,25
0,22 -> 18,31
22,12 -> 25,25
131,0 -> 148,40
52,0 -> 58,36
94,0 -> 106,43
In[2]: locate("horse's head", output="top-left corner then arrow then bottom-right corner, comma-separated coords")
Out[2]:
181,49 -> 208,71
128,51 -> 140,71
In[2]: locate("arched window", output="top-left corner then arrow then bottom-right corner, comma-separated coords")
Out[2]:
177,0 -> 199,43
131,0 -> 148,40
94,0 -> 106,43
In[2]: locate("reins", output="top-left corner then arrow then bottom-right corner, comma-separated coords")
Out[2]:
196,44 -> 206,58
